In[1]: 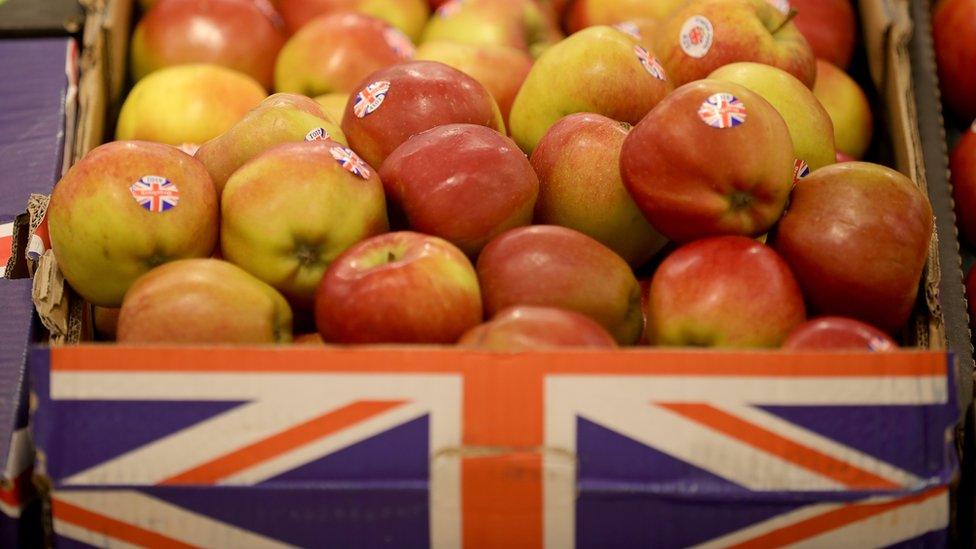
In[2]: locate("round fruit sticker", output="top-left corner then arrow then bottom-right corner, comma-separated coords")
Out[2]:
353,81 -> 391,118
130,175 -> 180,213
614,21 -> 642,41
634,45 -> 667,81
766,0 -> 791,14
679,15 -> 714,59
698,93 -> 747,129
792,158 -> 810,183
868,336 -> 895,351
329,146 -> 371,180
305,127 -> 331,141
437,0 -> 463,18
383,27 -> 415,60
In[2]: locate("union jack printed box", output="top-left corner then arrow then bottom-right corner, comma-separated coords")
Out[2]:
28,346 -> 959,548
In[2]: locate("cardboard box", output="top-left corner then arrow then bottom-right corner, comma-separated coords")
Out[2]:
0,0 -> 84,38
13,0 -> 972,546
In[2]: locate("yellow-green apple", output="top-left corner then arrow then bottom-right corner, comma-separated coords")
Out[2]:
620,79 -> 795,242
789,0 -> 856,69
812,59 -> 873,159
654,0 -> 816,88
314,93 -> 350,123
274,12 -> 413,97
379,124 -> 538,256
276,0 -> 429,40
476,225 -> 643,344
341,60 -> 505,168
422,0 -> 563,57
118,258 -> 293,344
934,0 -> 976,124
771,162 -> 933,333
315,231 -> 482,343
565,0 -> 684,32
611,18 -> 660,51
48,141 -> 218,306
117,64 -> 266,146
509,25 -> 672,153
195,93 -> 346,194
222,140 -> 388,306
414,40 -> 533,124
130,0 -> 286,89
646,236 -> 805,347
531,113 -> 667,267
94,307 -> 120,341
458,306 -> 617,349
709,61 -> 835,171
951,125 -> 976,245
781,316 -> 897,350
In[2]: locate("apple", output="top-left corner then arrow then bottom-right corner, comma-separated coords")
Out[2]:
646,236 -> 805,347
458,306 -> 617,349
341,60 -> 505,169
379,124 -> 538,256
771,162 -> 933,333
414,41 -> 533,124
951,125 -> 976,245
620,79 -> 795,242
781,316 -> 897,350
276,0 -> 429,41
509,25 -> 672,153
531,113 -> 667,267
130,0 -> 286,89
421,0 -> 563,57
934,0 -> 976,125
195,93 -> 346,194
315,231 -> 482,343
222,140 -> 388,306
476,225 -> 643,344
654,0 -> 816,89
116,64 -> 266,146
274,12 -> 413,97
314,93 -> 350,123
94,307 -> 120,341
788,0 -> 856,69
709,61 -> 835,171
48,141 -> 219,307
812,58 -> 873,160
118,258 -> 293,344
565,0 -> 684,33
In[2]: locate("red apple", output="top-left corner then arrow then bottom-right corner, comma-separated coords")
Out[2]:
130,0 -> 286,89
620,79 -> 795,242
458,306 -> 617,349
276,0 -> 429,41
341,60 -> 505,169
315,231 -> 482,343
772,162 -> 933,333
788,0 -> 856,69
781,316 -> 897,350
646,236 -> 806,348
950,124 -> 976,245
476,225 -> 643,344
934,0 -> 976,124
379,124 -> 538,256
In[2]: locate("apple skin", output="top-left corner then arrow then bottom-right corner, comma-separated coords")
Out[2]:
509,25 -> 672,153
130,0 -> 286,89
610,18 -> 660,51
812,58 -> 873,160
620,79 -> 795,243
314,93 -> 350,123
934,0 -> 976,125
709,62 -> 835,171
315,231 -> 483,344
531,113 -> 667,267
654,0 -> 816,89
414,41 -> 533,124
565,0 -> 684,32
771,162 -> 933,333
647,236 -> 806,348
476,225 -> 643,344
274,12 -> 412,97
276,0 -> 429,41
49,141 -> 219,307
341,60 -> 505,169
458,306 -> 617,350
422,0 -> 563,57
117,64 -> 266,146
789,0 -> 856,69
222,140 -> 388,307
781,316 -> 897,350
94,307 -> 120,341
951,126 -> 976,246
195,93 -> 345,195
379,124 -> 538,256
118,258 -> 293,344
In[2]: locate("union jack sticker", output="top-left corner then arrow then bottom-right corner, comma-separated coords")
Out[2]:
614,21 -> 642,41
129,176 -> 179,213
383,27 -> 415,59
868,336 -> 896,352
437,0 -> 463,18
305,127 -> 331,142
698,93 -> 747,129
792,158 -> 810,183
634,45 -> 667,81
329,146 -> 371,180
353,81 -> 391,119
679,15 -> 714,59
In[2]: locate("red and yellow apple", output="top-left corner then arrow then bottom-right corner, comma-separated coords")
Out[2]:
276,0 -> 429,40
789,0 -> 856,69
951,125 -> 976,245
314,93 -> 350,123
933,0 -> 976,125
458,306 -> 617,349
565,0 -> 683,32
781,316 -> 897,350
421,0 -> 563,57
812,58 -> 873,160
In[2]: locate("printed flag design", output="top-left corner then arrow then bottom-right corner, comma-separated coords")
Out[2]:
793,158 -> 811,183
635,45 -> 667,81
383,27 -> 415,59
129,176 -> 179,213
353,81 -> 390,118
614,22 -> 642,41
304,127 -> 330,141
330,146 -> 371,179
698,93 -> 747,129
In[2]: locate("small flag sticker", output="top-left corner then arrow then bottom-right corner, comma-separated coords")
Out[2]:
354,81 -> 391,118
614,21 -> 642,41
635,45 -> 667,81
679,15 -> 714,59
130,175 -> 180,213
792,159 -> 810,183
305,127 -> 331,141
330,146 -> 371,180
698,93 -> 746,129
383,27 -> 415,59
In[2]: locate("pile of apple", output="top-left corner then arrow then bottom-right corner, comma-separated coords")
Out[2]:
46,0 -> 932,351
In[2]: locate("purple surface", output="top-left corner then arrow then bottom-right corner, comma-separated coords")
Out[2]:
0,279 -> 34,473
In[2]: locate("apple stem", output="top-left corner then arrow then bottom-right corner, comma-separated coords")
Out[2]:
771,9 -> 798,35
